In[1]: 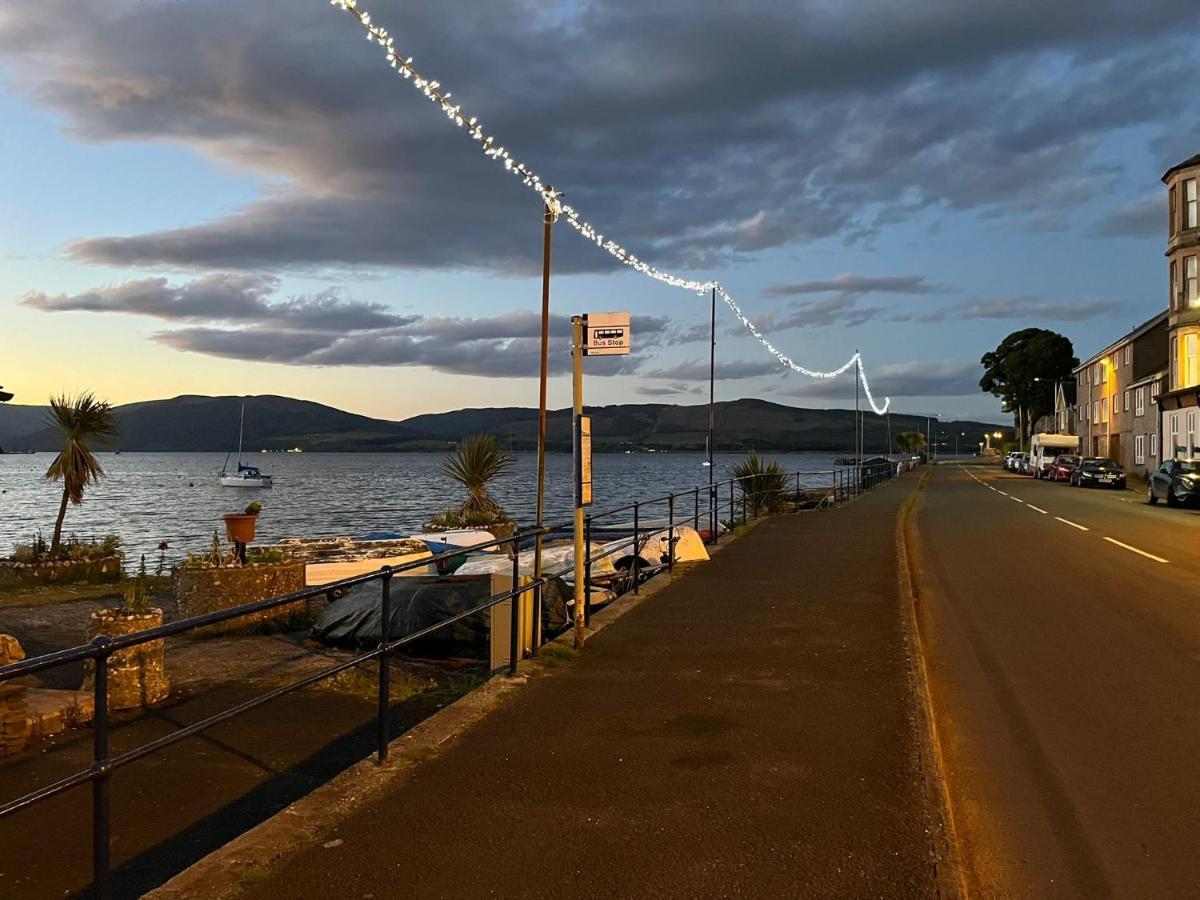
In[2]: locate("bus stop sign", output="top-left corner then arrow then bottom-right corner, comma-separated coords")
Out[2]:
583,312 -> 631,356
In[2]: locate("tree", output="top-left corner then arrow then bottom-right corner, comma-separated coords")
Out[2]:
894,432 -> 926,456
730,450 -> 788,516
44,392 -> 117,556
441,434 -> 513,525
980,329 -> 1077,446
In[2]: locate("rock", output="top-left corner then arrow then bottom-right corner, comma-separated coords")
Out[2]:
0,634 -> 25,667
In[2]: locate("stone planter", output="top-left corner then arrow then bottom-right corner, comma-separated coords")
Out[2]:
0,554 -> 122,590
173,560 -> 307,635
82,608 -> 170,711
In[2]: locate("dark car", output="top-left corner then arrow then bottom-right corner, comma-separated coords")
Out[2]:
1147,458 -> 1200,506
1071,457 -> 1126,489
1048,454 -> 1080,482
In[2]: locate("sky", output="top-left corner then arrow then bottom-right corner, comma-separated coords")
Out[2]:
3,0 -> 1199,426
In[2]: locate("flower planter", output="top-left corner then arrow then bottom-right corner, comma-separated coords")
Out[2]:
173,559 -> 307,635
0,554 -> 122,590
82,608 -> 170,711
223,513 -> 259,545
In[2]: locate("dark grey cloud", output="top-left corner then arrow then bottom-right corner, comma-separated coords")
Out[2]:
22,274 -> 413,331
787,361 -> 983,399
764,274 -> 940,298
637,382 -> 698,397
1093,193 -> 1163,238
1,1 -> 1197,274
905,296 -> 1122,322
641,359 -> 784,381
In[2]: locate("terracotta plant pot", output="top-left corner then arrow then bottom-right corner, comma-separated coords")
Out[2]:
223,513 -> 258,544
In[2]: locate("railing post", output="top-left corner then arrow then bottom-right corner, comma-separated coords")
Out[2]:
667,495 -> 675,572
796,471 -> 801,505
377,566 -> 393,764
584,515 -> 593,627
729,479 -> 734,529
632,502 -> 640,596
742,481 -> 748,526
693,487 -> 700,532
509,536 -> 521,676
709,484 -> 716,543
91,638 -> 112,900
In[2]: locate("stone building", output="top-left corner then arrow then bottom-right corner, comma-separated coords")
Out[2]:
1073,312 -> 1168,477
1158,153 -> 1200,459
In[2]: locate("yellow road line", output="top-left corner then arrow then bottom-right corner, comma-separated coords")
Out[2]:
1103,536 -> 1169,564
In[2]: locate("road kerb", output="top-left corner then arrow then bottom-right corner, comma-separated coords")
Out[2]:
897,471 -> 970,900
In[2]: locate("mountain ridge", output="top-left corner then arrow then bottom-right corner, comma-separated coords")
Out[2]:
0,394 -> 1005,453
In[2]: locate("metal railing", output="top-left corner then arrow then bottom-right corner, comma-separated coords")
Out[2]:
0,459 -> 894,896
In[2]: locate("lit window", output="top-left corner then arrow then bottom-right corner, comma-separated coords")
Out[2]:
1186,256 -> 1198,306
1187,179 -> 1198,229
1173,339 -> 1180,389
1187,333 -> 1200,388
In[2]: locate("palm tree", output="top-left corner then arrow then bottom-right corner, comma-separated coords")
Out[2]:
443,434 -> 513,523
730,449 -> 788,517
44,392 -> 116,556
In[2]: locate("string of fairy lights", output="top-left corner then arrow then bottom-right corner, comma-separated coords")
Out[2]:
330,0 -> 891,415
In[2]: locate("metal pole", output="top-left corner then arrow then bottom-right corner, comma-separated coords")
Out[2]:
729,479 -> 734,528
708,285 -> 716,539
855,351 -> 861,466
509,536 -> 521,674
92,640 -> 112,900
632,501 -> 640,596
571,314 -> 586,650
377,567 -> 392,763
693,486 -> 699,532
584,515 -> 593,626
534,195 -> 555,654
667,495 -> 675,572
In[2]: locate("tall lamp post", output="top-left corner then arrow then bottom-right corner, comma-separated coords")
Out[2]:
707,285 -> 716,539
533,188 -> 561,649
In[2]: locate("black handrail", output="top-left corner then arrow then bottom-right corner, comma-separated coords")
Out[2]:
0,459 -> 896,897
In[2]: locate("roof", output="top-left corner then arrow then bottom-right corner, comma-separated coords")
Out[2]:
1127,369 -> 1167,389
1057,381 -> 1076,404
1073,309 -> 1169,372
1162,154 -> 1200,183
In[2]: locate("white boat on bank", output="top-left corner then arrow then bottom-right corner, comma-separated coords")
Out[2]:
219,402 -> 273,488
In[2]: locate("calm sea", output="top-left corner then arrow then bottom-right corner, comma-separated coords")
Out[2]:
0,451 -> 850,566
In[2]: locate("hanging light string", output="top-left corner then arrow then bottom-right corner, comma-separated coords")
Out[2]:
330,0 -> 891,414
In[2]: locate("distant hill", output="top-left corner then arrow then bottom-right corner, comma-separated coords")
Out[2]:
0,394 -> 1004,453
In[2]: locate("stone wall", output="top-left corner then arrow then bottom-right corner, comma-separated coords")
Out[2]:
0,554 -> 122,590
173,560 -> 308,635
82,608 -> 170,710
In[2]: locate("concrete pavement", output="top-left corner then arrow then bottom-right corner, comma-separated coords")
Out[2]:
245,474 -> 946,899
912,462 -> 1200,898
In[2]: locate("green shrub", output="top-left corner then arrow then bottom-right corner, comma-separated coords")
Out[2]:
730,450 -> 788,515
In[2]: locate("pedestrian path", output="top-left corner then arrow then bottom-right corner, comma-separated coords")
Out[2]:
248,475 -> 940,898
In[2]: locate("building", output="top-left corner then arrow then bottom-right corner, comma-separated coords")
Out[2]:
1158,154 -> 1200,459
1073,311 -> 1168,477
1052,380 -> 1076,435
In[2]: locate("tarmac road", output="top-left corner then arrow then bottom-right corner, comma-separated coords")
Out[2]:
914,462 -> 1200,898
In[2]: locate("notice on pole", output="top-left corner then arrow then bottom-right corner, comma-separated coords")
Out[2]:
583,311 -> 631,356
577,415 -> 592,506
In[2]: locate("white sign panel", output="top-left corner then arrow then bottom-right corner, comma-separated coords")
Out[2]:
584,311 -> 631,356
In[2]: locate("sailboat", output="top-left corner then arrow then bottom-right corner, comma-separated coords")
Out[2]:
219,402 -> 273,488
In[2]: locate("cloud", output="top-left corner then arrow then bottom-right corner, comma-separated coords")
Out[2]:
904,296 -> 1122,322
1,1 -> 1196,275
764,274 -> 940,298
641,359 -> 784,381
22,274 -> 413,331
21,273 -> 667,379
1093,192 -> 1163,238
637,382 -> 697,397
787,361 -> 983,399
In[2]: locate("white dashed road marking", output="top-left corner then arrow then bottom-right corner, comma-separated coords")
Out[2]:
1054,516 -> 1089,532
1102,537 -> 1169,564
1026,504 -> 1048,514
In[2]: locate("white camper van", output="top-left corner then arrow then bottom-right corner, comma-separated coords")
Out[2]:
1029,433 -> 1080,478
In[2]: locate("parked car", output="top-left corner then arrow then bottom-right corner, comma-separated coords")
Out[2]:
1017,453 -> 1033,475
1003,452 -> 1018,471
1048,454 -> 1080,482
1007,451 -> 1028,473
1070,457 -> 1126,489
1147,458 -> 1200,506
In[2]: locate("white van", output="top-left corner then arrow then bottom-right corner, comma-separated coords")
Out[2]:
1029,433 -> 1080,478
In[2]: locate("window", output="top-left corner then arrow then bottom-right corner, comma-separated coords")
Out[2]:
1124,390 -> 1130,412
1125,345 -> 1132,366
1187,332 -> 1200,388
1093,364 -> 1101,386
1171,186 -> 1178,235
1113,394 -> 1119,415
1114,351 -> 1120,370
1135,434 -> 1146,464
1093,401 -> 1100,424
1135,387 -> 1145,416
1186,256 -> 1198,307
1173,339 -> 1181,389
1151,433 -> 1158,458
1151,381 -> 1160,402
1172,260 -> 1178,309
1186,178 -> 1198,229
